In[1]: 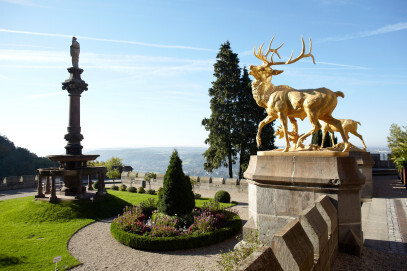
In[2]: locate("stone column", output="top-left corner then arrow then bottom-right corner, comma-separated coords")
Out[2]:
35,173 -> 45,198
62,67 -> 88,156
88,175 -> 93,190
243,151 -> 365,256
50,173 -> 57,202
97,171 -> 104,196
75,172 -> 83,199
45,176 -> 51,194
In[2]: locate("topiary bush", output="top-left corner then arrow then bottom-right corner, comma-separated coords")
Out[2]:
138,187 -> 145,194
194,193 -> 201,199
158,150 -> 195,216
127,186 -> 137,193
139,198 -> 157,217
214,190 -> 231,203
93,180 -> 99,190
147,189 -> 155,195
111,185 -> 119,190
120,184 -> 127,191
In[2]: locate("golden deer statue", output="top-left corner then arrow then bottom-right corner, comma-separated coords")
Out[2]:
249,36 -> 350,152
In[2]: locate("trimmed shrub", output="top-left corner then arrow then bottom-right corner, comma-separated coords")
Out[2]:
139,198 -> 157,217
119,184 -> 127,191
194,193 -> 201,199
147,189 -> 155,195
214,190 -> 231,203
93,180 -> 99,190
127,186 -> 137,193
111,185 -> 119,191
158,150 -> 195,216
138,187 -> 145,194
110,211 -> 241,251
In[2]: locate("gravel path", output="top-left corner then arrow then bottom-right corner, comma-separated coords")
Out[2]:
68,191 -> 248,271
66,176 -> 407,270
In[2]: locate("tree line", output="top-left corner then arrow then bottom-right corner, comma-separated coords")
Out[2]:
0,134 -> 58,178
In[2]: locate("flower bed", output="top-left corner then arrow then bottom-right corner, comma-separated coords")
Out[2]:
111,199 -> 241,251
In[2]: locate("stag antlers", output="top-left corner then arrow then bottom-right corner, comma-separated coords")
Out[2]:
253,35 -> 316,67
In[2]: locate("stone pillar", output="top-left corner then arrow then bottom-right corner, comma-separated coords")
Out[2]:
50,173 -> 57,202
75,172 -> 83,199
243,151 -> 365,256
35,173 -> 45,198
97,171 -> 104,196
62,67 -> 88,156
45,176 -> 51,194
88,175 -> 93,190
348,151 -> 374,202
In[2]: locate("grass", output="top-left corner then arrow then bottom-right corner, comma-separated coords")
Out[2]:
0,189 -> 236,271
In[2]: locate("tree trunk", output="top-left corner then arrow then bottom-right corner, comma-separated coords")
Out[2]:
238,148 -> 243,180
228,141 -> 233,178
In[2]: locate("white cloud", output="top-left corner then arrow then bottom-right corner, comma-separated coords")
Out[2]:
0,28 -> 214,51
0,48 -> 214,78
0,0 -> 47,7
319,22 -> 407,42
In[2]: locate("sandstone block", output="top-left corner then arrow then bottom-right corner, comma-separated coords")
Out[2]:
199,177 -> 211,183
273,219 -> 314,271
225,178 -> 238,185
236,246 -> 283,271
212,177 -> 224,185
5,176 -> 19,186
299,205 -> 329,271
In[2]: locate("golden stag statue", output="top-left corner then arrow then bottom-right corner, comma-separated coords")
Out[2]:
248,36 -> 350,152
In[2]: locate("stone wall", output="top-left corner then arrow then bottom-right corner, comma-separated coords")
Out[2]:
0,175 -> 37,191
237,195 -> 338,271
121,171 -> 247,193
371,153 -> 395,168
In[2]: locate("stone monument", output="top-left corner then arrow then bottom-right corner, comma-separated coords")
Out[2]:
35,37 -> 107,201
243,36 -> 373,256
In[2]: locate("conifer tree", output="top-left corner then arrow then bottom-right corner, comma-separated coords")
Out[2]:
235,67 -> 275,179
311,129 -> 337,147
202,41 -> 241,178
158,150 -> 195,216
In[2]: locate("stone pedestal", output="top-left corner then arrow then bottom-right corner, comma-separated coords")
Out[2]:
243,151 -> 365,256
348,151 -> 374,202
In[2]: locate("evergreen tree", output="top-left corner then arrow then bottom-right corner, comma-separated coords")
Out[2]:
202,41 -> 241,178
158,150 -> 195,216
235,67 -> 276,179
311,129 -> 337,147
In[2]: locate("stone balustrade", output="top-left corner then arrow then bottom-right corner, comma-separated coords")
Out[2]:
1,175 -> 37,191
121,171 -> 247,192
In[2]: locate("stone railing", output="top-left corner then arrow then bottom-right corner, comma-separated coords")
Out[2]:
0,175 -> 37,191
121,171 -> 248,193
237,195 -> 338,271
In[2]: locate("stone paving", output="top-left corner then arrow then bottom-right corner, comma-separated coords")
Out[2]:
362,174 -> 407,256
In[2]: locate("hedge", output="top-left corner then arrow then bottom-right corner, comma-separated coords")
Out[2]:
110,212 -> 241,251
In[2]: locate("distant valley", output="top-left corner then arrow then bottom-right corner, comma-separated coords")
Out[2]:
85,147 -> 240,178
85,146 -> 390,179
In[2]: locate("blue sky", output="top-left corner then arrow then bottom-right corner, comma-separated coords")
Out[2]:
0,0 -> 406,156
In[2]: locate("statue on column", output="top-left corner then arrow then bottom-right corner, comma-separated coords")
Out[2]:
70,37 -> 80,68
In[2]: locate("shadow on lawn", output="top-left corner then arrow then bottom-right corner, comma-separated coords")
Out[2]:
0,254 -> 26,267
60,193 -> 133,220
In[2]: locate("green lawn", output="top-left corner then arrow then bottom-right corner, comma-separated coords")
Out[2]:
0,190 -> 234,271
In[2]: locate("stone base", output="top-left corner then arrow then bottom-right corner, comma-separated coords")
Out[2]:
243,150 -> 365,256
60,185 -> 86,196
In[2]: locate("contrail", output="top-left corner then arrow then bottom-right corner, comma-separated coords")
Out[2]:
0,28 -> 214,51
319,22 -> 407,43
